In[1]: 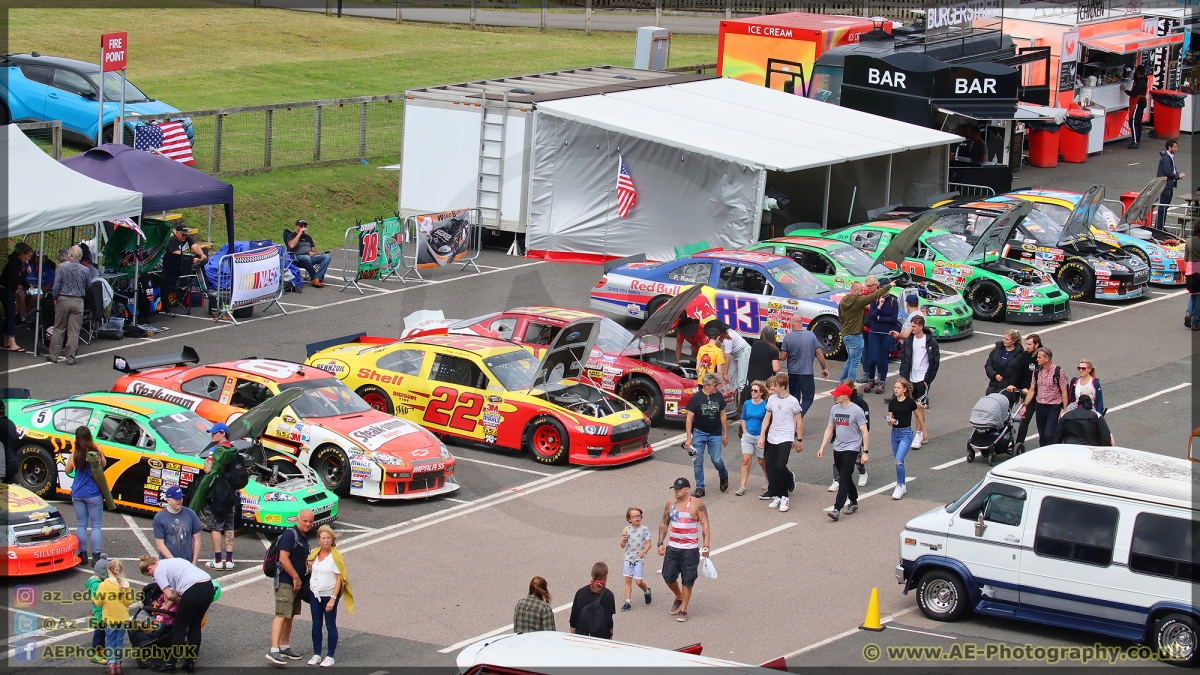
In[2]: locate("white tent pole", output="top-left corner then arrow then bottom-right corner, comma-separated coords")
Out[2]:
822,166 -> 831,228
208,204 -> 213,243
847,186 -> 857,224
33,231 -> 44,356
885,154 -> 893,207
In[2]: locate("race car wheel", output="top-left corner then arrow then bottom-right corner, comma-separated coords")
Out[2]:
526,416 -> 569,465
809,317 -> 844,360
646,295 -> 671,321
1153,613 -> 1200,666
1123,245 -> 1151,269
356,385 -> 393,415
916,570 -> 970,622
17,443 -> 56,498
311,444 -> 351,496
617,376 -> 664,424
967,281 -> 1005,321
1056,260 -> 1094,301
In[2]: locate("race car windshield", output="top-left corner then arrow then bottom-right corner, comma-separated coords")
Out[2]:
596,318 -> 636,353
927,233 -> 974,260
1018,209 -> 1068,245
288,379 -> 372,418
150,412 -> 212,456
825,243 -> 886,277
767,261 -> 831,297
483,350 -> 539,391
1034,202 -> 1121,232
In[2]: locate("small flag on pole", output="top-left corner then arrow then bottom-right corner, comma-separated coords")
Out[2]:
616,155 -> 637,218
133,121 -> 195,165
110,217 -> 144,241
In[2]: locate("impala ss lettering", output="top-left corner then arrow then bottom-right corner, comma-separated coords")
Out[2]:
413,462 -> 445,473
628,280 -> 680,295
124,382 -> 203,411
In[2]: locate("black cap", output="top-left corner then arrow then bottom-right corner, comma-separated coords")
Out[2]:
295,219 -> 307,227
174,222 -> 189,232
671,477 -> 691,490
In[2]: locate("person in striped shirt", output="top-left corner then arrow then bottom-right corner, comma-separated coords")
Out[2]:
656,478 -> 711,623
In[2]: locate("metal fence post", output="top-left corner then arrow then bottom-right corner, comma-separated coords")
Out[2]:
359,103 -> 368,159
396,0 -> 402,23
213,114 -> 223,174
264,108 -> 273,169
586,0 -> 591,35
471,0 -> 476,30
726,0 -> 731,20
541,0 -> 547,32
656,0 -> 661,26
52,124 -> 61,160
326,0 -> 331,16
314,105 -> 322,162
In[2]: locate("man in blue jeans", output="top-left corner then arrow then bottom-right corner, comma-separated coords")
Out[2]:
284,219 -> 331,288
837,277 -> 892,382
778,314 -> 828,416
684,373 -> 728,497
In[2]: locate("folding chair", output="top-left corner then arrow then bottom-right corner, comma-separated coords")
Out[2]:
80,279 -> 106,345
162,254 -> 206,316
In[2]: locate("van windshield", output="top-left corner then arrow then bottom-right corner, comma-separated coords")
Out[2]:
946,479 -> 983,513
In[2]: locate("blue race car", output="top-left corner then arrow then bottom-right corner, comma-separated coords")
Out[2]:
2,52 -> 191,146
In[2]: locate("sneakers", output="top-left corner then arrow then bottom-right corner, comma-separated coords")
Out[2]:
779,496 -> 790,512
875,383 -> 885,394
759,492 -> 772,500
264,652 -> 286,666
669,598 -> 683,615
828,509 -> 840,522
308,656 -> 323,666
320,657 -> 334,668
892,484 -> 906,500
223,560 -> 235,570
719,475 -> 729,493
856,374 -> 868,383
676,611 -> 688,622
863,380 -> 875,394
1187,314 -> 1193,329
645,588 -> 652,605
621,601 -> 632,612
46,355 -> 62,363
693,488 -> 705,497
858,472 -> 868,487
828,480 -> 839,492
768,496 -> 781,509
912,431 -> 924,449
66,357 -> 76,365
205,560 -> 223,571
734,486 -> 746,496
845,503 -> 859,515
278,647 -> 303,660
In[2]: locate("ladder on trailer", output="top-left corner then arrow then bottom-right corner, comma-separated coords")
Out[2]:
476,90 -> 507,236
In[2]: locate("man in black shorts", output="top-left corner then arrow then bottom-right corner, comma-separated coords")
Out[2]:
202,424 -> 238,571
657,478 -> 710,623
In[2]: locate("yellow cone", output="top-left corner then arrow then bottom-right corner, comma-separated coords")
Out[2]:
859,587 -> 885,631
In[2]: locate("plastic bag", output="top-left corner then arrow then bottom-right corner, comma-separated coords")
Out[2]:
1026,119 -> 1062,133
1151,90 -> 1186,109
701,556 -> 717,579
1064,114 -> 1093,135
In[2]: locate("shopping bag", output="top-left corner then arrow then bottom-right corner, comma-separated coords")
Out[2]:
701,556 -> 717,579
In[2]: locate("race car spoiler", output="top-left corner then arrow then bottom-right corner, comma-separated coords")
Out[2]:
113,346 -> 200,374
304,333 -> 396,358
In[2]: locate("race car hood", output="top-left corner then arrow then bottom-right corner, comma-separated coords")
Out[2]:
872,212 -> 941,270
531,317 -> 603,392
627,284 -> 707,347
313,412 -> 435,456
2,484 -> 67,529
1117,177 -> 1167,230
227,387 -> 303,443
1058,184 -> 1103,247
969,201 -> 1032,262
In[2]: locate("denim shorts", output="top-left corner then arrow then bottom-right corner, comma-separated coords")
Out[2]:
740,432 -> 764,458
622,559 -> 645,580
662,546 -> 700,588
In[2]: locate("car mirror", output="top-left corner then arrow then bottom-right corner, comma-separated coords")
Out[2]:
975,510 -> 988,537
81,90 -> 97,100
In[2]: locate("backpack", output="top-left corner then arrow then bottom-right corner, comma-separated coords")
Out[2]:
208,453 -> 249,511
575,589 -> 610,638
262,531 -> 285,578
227,453 -> 250,491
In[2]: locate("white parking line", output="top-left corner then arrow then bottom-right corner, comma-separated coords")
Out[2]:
822,478 -> 915,511
452,456 -> 554,476
886,625 -> 959,640
124,513 -> 157,556
443,497 -> 471,504
1105,382 -> 1191,413
781,607 -> 919,659
931,457 -> 968,470
972,330 -> 1005,337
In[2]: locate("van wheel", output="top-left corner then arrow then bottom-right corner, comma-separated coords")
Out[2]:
1154,613 -> 1199,666
916,570 -> 969,622
311,444 -> 350,495
17,444 -> 56,498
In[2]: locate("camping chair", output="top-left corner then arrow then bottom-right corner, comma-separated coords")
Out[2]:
282,229 -> 306,281
161,254 -> 205,316
80,278 -> 107,345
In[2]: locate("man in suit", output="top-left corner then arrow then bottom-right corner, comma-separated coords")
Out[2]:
1157,140 -> 1185,229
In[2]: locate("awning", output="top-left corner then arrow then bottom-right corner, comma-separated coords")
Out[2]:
1082,30 -> 1183,55
938,103 -> 1067,122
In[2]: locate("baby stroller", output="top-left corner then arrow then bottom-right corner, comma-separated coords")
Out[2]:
128,582 -> 175,669
967,393 -> 1024,466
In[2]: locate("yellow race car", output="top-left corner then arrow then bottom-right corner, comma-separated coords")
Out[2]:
306,317 -> 652,466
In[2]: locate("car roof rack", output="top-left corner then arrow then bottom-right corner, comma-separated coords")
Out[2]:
113,346 -> 200,374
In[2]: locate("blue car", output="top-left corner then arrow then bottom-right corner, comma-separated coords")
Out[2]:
2,52 -> 191,146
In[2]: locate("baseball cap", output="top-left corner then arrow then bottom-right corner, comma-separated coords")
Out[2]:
295,219 -> 308,227
207,422 -> 229,435
174,222 -> 190,232
831,384 -> 854,399
671,477 -> 691,490
164,485 -> 185,500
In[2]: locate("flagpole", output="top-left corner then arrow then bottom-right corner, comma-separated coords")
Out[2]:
96,45 -> 104,146
115,67 -> 126,144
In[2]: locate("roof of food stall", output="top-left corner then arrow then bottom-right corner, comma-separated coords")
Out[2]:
534,77 -> 961,173
722,11 -> 879,30
1081,29 -> 1183,54
405,65 -> 713,107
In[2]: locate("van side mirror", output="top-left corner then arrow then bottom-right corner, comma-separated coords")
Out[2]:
974,511 -> 987,537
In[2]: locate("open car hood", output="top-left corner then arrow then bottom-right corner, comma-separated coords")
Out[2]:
226,387 -> 302,442
1058,184 -> 1103,246
530,318 -> 602,392
873,212 -> 941,269
969,201 -> 1032,261
1118,177 -> 1167,229
627,284 -> 707,348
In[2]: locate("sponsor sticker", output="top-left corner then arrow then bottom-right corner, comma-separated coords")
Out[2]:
349,418 -> 417,450
311,358 -> 351,380
123,382 -> 204,411
413,462 -> 445,473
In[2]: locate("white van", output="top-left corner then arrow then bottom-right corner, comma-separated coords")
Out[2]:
896,445 -> 1198,665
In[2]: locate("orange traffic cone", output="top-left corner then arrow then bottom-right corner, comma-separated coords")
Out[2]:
859,587 -> 885,631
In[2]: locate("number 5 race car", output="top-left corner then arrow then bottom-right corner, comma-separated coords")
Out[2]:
5,389 -> 338,531
3,483 -> 80,576
110,348 -> 458,500
306,317 -> 652,466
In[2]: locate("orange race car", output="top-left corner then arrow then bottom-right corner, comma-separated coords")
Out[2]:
111,349 -> 458,500
3,483 -> 79,577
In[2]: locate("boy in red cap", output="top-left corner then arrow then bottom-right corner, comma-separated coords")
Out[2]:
817,384 -> 870,521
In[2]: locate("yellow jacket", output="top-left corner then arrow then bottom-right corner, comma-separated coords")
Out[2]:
92,578 -> 133,625
307,547 -> 354,614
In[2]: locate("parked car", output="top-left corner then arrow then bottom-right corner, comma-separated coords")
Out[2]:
897,445 -> 1198,666
2,483 -> 79,577
1,52 -> 191,146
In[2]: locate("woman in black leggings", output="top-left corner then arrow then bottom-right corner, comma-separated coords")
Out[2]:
140,555 -> 216,673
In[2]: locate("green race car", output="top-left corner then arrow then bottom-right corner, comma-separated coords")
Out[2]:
789,203 -> 1071,323
6,389 -> 338,531
745,235 -> 974,339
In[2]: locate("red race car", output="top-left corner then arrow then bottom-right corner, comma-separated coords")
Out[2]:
111,349 -> 458,500
401,288 -> 733,424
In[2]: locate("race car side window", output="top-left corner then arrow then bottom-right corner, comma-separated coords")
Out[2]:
98,414 -> 143,448
849,230 -> 883,252
230,379 -> 272,409
376,349 -> 425,376
53,407 -> 93,434
430,354 -> 489,390
666,262 -> 712,285
717,266 -> 771,295
523,321 -> 560,346
486,317 -> 518,340
181,375 -> 226,401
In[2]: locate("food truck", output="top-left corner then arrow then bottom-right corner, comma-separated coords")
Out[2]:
1141,4 -> 1198,133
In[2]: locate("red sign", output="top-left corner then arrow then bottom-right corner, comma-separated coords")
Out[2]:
100,32 -> 127,72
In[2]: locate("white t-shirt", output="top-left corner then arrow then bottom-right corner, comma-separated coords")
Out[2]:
765,394 -> 803,444
902,309 -> 922,333
309,552 -> 340,598
909,334 -> 929,383
721,331 -> 749,355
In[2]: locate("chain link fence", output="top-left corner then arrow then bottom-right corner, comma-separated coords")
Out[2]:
125,94 -> 405,176
382,0 -> 921,17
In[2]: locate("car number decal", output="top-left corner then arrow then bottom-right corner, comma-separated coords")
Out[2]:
423,386 -> 484,432
715,295 -> 759,334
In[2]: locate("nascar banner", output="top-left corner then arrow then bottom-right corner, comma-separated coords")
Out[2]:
229,245 -> 283,309
380,216 -> 405,277
415,208 -> 471,268
355,220 -> 383,281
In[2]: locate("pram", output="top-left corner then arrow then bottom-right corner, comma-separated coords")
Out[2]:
966,392 -> 1024,466
128,582 -> 175,670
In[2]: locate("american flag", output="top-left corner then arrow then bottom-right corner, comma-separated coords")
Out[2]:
616,155 -> 637,218
133,121 -> 195,165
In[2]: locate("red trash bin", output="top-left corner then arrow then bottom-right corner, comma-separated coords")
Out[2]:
1151,90 -> 1186,140
1059,111 -> 1092,163
1120,191 -> 1154,227
1027,121 -> 1062,168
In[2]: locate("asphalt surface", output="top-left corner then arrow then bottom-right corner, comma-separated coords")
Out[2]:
3,136 -> 1194,671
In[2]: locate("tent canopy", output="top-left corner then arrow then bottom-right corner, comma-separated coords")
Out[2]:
4,125 -> 142,238
60,143 -> 234,245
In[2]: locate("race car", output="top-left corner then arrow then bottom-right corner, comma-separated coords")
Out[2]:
306,317 -> 652,466
744,235 -> 974,339
110,349 -> 457,500
591,249 -> 847,357
912,191 -> 1150,301
790,202 -> 1070,322
5,390 -> 338,531
3,483 -> 80,577
998,178 -> 1184,286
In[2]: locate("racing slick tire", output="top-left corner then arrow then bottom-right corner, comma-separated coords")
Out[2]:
617,376 -> 664,424
526,416 -> 569,465
967,281 -> 1005,321
17,443 -> 56,498
809,316 -> 844,360
1056,260 -> 1094,301
1123,245 -> 1151,269
312,444 -> 351,496
356,385 -> 394,415
916,569 -> 971,622
646,295 -> 671,321
1153,613 -> 1200,667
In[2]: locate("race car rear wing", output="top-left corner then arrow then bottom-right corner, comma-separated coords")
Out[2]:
304,333 -> 397,358
113,346 -> 200,374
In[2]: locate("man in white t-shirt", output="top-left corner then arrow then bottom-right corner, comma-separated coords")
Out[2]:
889,294 -> 923,340
898,315 -> 939,449
756,374 -> 803,512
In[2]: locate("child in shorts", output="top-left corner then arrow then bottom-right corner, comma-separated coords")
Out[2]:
619,507 -> 653,612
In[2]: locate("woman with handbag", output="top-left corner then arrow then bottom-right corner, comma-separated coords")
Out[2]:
1186,223 -> 1200,331
306,525 -> 354,667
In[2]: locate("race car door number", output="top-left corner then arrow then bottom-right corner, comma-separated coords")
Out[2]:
423,386 -> 484,432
